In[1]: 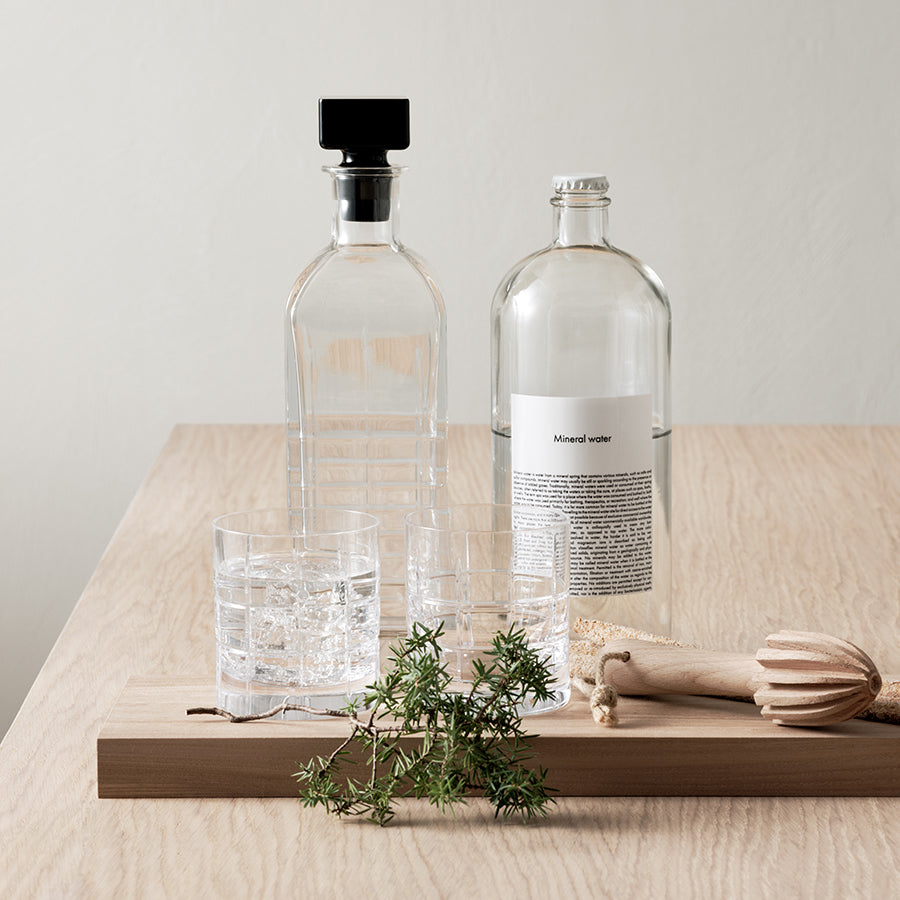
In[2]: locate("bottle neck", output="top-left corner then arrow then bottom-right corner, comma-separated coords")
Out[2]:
335,215 -> 396,246
328,167 -> 401,247
552,196 -> 609,247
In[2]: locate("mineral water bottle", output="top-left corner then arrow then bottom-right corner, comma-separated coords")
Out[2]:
491,174 -> 671,635
285,98 -> 448,632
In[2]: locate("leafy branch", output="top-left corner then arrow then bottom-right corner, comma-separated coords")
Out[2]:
293,623 -> 558,826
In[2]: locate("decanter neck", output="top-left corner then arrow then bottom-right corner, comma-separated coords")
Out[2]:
328,167 -> 401,247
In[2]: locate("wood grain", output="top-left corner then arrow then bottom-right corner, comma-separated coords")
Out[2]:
98,676 -> 900,799
3,424 -> 900,899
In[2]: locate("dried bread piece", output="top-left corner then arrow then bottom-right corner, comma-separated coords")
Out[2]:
573,617 -> 682,648
862,680 -> 900,724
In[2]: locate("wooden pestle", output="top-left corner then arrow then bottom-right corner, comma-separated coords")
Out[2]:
600,630 -> 882,726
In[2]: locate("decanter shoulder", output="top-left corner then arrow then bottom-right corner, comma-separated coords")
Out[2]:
393,243 -> 446,318
286,246 -> 336,313
287,244 -> 444,329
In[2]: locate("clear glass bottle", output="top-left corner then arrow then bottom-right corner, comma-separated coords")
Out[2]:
491,174 -> 671,635
286,99 -> 448,632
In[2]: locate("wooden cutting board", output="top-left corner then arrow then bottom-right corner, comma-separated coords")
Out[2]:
96,676 -> 900,798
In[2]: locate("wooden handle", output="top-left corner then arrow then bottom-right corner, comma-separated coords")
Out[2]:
601,639 -> 761,698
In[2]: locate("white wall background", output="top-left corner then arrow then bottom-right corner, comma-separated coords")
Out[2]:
2,0 -> 899,736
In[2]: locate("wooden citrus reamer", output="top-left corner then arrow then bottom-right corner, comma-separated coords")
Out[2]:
599,630 -> 882,726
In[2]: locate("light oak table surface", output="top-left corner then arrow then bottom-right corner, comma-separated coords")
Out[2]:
2,424 -> 899,898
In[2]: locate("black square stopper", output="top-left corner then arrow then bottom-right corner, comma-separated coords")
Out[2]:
319,98 -> 410,167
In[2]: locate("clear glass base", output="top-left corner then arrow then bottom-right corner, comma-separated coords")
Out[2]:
438,679 -> 571,717
519,684 -> 571,716
216,678 -> 369,720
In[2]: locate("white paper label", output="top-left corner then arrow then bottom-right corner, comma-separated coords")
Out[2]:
511,394 -> 652,596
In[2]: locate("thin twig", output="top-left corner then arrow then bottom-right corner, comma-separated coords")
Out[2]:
351,717 -> 404,735
319,724 -> 359,776
185,704 -> 405,737
186,703 -> 351,723
469,662 -> 517,729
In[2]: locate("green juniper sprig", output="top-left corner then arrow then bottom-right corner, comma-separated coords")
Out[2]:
293,622 -> 557,826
